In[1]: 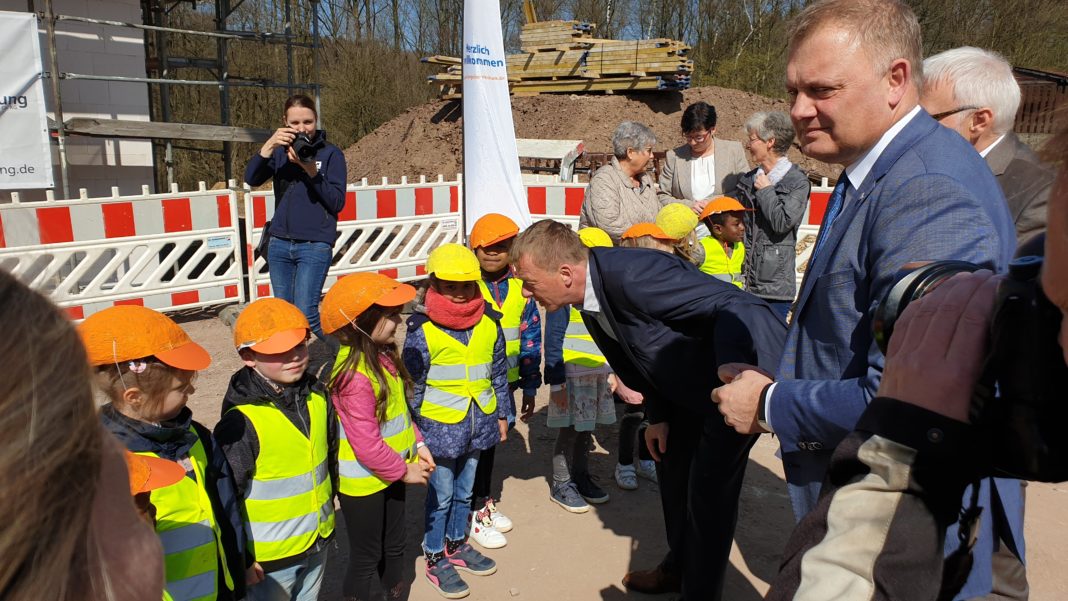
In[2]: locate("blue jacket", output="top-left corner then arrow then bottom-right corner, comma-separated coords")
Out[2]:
769,109 -> 1019,598
480,272 -> 543,394
583,247 -> 787,424
402,302 -> 510,459
243,131 -> 347,245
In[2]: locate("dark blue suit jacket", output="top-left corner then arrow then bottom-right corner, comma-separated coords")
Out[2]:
584,247 -> 786,422
770,110 -> 1020,597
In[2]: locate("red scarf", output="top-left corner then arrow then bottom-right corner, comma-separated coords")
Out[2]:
425,287 -> 485,330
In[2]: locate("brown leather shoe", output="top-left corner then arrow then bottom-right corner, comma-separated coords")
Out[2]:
622,565 -> 682,594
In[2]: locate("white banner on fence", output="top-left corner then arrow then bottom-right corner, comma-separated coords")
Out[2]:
461,0 -> 531,235
0,11 -> 54,190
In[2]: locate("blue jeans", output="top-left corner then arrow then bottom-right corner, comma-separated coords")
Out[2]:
267,237 -> 333,339
423,449 -> 480,554
247,547 -> 328,601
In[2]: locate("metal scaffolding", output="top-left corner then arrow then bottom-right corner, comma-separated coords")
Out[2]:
36,0 -> 323,197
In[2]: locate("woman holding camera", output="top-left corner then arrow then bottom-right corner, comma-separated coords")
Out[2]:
244,94 -> 347,340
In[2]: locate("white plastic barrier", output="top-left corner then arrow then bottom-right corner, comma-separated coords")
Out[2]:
0,175 -> 831,319
244,175 -> 465,301
244,176 -> 590,301
0,184 -> 245,319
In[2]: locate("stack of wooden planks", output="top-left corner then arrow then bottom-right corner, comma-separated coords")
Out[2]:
424,19 -> 693,99
519,20 -> 596,51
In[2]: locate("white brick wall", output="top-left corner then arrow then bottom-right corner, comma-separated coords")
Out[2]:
0,0 -> 154,200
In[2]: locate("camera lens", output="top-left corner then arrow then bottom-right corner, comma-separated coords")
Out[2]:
872,260 -> 983,354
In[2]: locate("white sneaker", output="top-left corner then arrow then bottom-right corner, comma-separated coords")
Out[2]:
469,509 -> 507,549
614,463 -> 638,490
485,499 -> 513,533
636,459 -> 658,484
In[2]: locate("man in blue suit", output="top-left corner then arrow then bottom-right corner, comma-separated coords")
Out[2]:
711,0 -> 1022,598
510,220 -> 786,601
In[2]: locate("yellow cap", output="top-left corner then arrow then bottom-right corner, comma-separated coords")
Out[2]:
577,227 -> 613,248
426,243 -> 481,282
656,203 -> 698,240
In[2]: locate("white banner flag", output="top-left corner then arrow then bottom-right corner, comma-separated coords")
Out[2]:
462,0 -> 531,235
0,11 -> 54,190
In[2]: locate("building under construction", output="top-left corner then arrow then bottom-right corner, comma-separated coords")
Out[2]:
0,0 -> 321,202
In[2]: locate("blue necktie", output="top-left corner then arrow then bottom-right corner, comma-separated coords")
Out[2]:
812,177 -> 850,258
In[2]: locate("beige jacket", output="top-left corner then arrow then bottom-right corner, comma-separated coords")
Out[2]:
579,157 -> 661,243
658,139 -> 750,207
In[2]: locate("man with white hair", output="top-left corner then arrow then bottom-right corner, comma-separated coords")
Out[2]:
923,46 -> 1055,244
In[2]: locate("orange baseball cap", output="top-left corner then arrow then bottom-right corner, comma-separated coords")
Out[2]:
78,305 -> 211,370
125,450 -> 186,495
469,213 -> 520,249
698,196 -> 754,221
233,298 -> 309,354
621,222 -> 675,241
320,272 -> 416,335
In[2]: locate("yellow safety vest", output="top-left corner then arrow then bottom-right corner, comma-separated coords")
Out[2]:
562,306 -> 607,368
420,315 -> 499,424
478,278 -> 526,383
332,346 -> 419,497
140,434 -> 234,601
230,393 -> 335,562
699,237 -> 746,289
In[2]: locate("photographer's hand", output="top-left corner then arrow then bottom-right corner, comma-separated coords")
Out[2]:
286,146 -> 319,177
878,270 -> 1000,423
260,127 -> 297,158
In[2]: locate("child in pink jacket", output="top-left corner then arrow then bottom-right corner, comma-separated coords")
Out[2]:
321,273 -> 435,600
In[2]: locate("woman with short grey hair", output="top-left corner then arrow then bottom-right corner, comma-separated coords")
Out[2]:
735,111 -> 811,318
612,121 -> 657,159
579,121 -> 661,242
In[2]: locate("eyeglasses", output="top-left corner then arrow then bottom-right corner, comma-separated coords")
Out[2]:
684,131 -> 711,143
929,106 -> 979,121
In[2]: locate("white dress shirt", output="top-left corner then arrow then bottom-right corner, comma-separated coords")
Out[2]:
979,134 -> 1006,159
690,153 -> 717,201
579,260 -> 617,341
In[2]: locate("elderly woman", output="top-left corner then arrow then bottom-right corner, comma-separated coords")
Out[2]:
579,121 -> 661,243
658,101 -> 750,214
735,111 -> 811,319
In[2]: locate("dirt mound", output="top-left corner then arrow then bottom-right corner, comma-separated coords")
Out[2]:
343,86 -> 840,184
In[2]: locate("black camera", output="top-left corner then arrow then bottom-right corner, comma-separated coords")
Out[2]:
873,255 -> 1068,482
290,131 -> 324,163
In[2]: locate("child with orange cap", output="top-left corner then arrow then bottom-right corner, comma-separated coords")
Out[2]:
402,243 -> 509,599
320,273 -> 435,601
214,298 -> 338,601
466,213 -> 543,547
80,305 -> 253,601
697,197 -> 755,288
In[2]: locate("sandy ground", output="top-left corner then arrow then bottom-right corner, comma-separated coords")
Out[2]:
176,307 -> 1068,601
